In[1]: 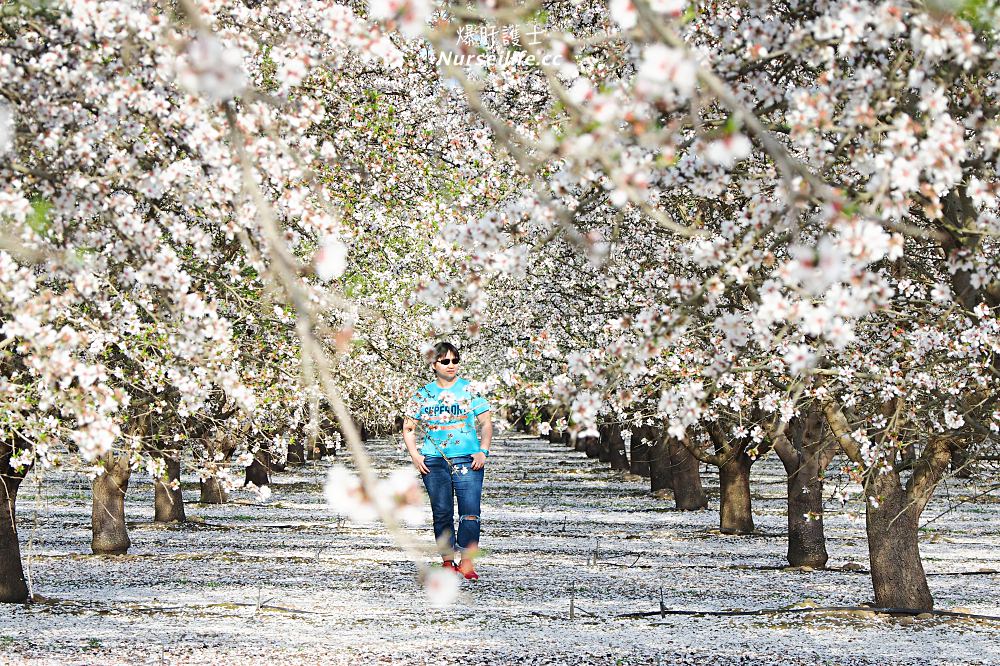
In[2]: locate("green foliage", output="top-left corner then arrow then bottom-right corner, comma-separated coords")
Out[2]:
28,197 -> 51,237
723,114 -> 742,135
258,45 -> 278,93
0,1 -> 61,19
528,9 -> 549,25
960,0 -> 998,23
946,0 -> 1000,36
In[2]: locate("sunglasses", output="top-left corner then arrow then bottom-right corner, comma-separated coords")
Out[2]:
436,358 -> 459,366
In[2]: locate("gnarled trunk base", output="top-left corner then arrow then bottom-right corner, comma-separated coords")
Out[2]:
1,446 -> 29,603
669,437 -> 707,510
785,456 -> 828,568
629,427 -> 651,478
200,476 -> 229,504
153,453 -> 185,523
949,446 -> 973,479
604,424 -> 629,472
244,449 -> 271,488
286,439 -> 305,465
648,431 -> 673,494
92,454 -> 132,555
867,472 -> 933,610
596,431 -> 611,463
719,453 -> 754,535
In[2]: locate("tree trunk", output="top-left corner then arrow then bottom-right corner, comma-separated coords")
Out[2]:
574,433 -> 588,452
669,436 -> 707,510
782,453 -> 828,567
286,438 -> 305,465
718,452 -> 754,535
328,429 -> 344,457
92,453 -> 132,555
775,412 -> 833,568
197,435 -> 235,503
950,445 -> 973,478
319,419 -> 342,457
604,423 -> 629,471
547,426 -> 561,444
648,429 -> 673,494
0,440 -> 29,603
314,422 -> 338,459
597,430 -> 611,463
629,426 -> 651,477
200,476 -> 229,504
153,451 -> 185,523
244,448 -> 271,487
866,470 -> 933,609
824,400 -> 951,611
583,436 -> 600,459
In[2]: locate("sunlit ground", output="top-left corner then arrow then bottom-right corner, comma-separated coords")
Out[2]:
3,436 -> 998,665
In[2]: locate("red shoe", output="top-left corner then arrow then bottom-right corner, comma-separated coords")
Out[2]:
458,562 -> 479,580
442,560 -> 462,575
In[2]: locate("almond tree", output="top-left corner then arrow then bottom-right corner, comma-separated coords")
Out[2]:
444,0 -> 998,610
0,0 -> 530,601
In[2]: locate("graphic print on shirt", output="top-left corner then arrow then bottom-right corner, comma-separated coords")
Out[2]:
404,379 -> 490,458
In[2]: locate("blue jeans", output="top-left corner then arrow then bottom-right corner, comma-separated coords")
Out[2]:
422,454 -> 483,556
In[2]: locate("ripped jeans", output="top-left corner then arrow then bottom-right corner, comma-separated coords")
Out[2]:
422,454 -> 483,556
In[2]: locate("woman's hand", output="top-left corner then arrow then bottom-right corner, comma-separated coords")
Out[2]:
411,453 -> 429,475
471,452 -> 487,470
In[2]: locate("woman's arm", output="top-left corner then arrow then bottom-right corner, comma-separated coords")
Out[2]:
472,411 -> 493,470
402,416 -> 429,474
476,411 -> 493,452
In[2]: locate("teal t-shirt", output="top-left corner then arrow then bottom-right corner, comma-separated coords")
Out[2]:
405,379 -> 491,457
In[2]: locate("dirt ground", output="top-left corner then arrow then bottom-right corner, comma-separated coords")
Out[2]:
2,435 -> 998,665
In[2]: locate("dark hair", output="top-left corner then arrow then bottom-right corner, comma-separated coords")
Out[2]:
433,341 -> 460,362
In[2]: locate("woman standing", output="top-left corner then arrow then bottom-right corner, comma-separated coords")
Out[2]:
402,342 -> 492,580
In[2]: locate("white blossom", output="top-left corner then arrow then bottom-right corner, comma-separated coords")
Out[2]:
704,134 -> 752,168
0,103 -> 14,156
175,34 -> 248,103
424,567 -> 461,607
636,44 -> 696,99
314,237 -> 349,282
609,0 -> 637,29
